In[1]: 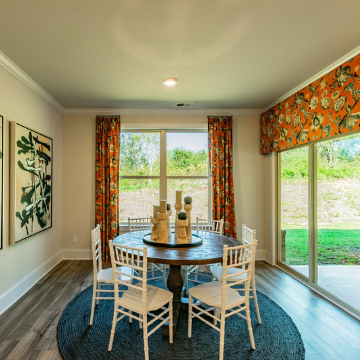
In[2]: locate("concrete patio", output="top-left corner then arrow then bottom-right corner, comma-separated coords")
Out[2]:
292,265 -> 360,311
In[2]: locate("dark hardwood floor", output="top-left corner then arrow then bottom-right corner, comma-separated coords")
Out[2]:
0,260 -> 359,359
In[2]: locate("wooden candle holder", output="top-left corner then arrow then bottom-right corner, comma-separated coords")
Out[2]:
157,212 -> 169,243
174,203 -> 182,241
177,219 -> 188,243
151,217 -> 159,241
166,209 -> 172,240
184,203 -> 192,240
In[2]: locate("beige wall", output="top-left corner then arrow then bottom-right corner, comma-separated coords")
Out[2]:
62,115 -> 96,256
232,115 -> 269,258
0,65 -> 63,304
62,114 -> 269,257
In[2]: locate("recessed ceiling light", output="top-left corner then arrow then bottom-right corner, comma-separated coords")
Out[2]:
163,78 -> 178,86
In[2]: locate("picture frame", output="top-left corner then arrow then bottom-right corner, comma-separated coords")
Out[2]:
10,122 -> 53,245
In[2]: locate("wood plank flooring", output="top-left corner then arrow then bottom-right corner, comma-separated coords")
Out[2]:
0,260 -> 359,359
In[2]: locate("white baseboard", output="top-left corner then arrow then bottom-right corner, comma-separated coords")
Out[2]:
264,250 -> 272,264
0,250 -> 63,316
62,248 -> 92,260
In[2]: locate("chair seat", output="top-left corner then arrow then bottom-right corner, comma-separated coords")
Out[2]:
119,284 -> 173,313
189,281 -> 245,309
97,267 -> 133,282
210,265 -> 246,281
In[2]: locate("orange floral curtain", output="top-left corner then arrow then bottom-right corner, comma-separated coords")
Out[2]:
95,115 -> 121,262
261,53 -> 360,155
208,116 -> 237,238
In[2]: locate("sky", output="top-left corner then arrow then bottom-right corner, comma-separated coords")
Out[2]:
167,132 -> 208,152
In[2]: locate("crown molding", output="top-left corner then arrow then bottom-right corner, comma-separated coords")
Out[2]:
62,107 -> 262,116
0,50 -> 65,114
262,45 -> 360,114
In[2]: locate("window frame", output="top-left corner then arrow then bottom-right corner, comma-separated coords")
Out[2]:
119,129 -> 211,224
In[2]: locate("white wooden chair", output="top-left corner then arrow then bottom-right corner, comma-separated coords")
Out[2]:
185,218 -> 224,294
210,224 -> 262,324
196,218 -> 224,234
128,217 -> 167,289
90,224 -> 134,326
127,217 -> 151,231
108,241 -> 173,360
188,241 -> 257,359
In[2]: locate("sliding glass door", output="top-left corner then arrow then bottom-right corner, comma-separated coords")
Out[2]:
279,132 -> 360,314
280,147 -> 309,278
317,134 -> 360,310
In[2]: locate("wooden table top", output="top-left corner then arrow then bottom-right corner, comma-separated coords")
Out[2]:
112,230 -> 240,265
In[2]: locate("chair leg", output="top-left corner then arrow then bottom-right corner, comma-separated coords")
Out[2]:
219,307 -> 226,360
213,307 -> 218,325
246,306 -> 256,350
163,264 -> 166,289
143,314 -> 149,360
185,266 -> 189,295
139,314 -> 143,329
96,282 -> 101,305
108,306 -> 118,351
89,282 -> 97,326
148,264 -> 153,280
188,294 -> 192,338
251,272 -> 262,324
129,310 -> 132,323
169,300 -> 173,344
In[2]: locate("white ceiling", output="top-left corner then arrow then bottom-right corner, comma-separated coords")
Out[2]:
1,0 -> 360,112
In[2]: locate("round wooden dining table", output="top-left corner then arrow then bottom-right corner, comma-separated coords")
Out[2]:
113,230 -> 240,336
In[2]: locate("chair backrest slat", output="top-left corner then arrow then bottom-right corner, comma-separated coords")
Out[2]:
196,217 -> 224,235
241,224 -> 257,271
91,224 -> 102,278
128,217 -> 151,232
221,241 -> 257,307
109,241 -> 148,299
242,224 -> 256,244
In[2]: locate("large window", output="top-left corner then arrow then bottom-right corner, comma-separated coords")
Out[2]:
119,130 -> 209,222
278,132 -> 360,315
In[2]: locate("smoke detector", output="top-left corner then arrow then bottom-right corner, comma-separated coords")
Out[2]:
176,103 -> 194,107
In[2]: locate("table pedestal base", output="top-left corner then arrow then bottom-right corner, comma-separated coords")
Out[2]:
163,264 -> 184,336
162,266 -> 205,336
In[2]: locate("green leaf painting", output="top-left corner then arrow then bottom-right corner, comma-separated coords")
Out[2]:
11,123 -> 52,244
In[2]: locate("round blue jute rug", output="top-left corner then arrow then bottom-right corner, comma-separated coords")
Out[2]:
57,279 -> 305,360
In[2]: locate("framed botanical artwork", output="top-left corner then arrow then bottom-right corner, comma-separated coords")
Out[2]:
10,122 -> 52,245
0,116 -> 3,250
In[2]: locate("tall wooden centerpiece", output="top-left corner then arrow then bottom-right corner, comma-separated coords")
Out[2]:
151,205 -> 160,241
157,200 -> 169,243
184,196 -> 193,240
177,211 -> 188,244
174,190 -> 182,241
166,203 -> 172,241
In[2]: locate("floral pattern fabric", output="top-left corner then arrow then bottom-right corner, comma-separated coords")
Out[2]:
95,115 -> 121,262
261,54 -> 360,155
208,117 -> 237,238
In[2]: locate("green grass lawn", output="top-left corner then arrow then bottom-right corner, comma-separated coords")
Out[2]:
283,229 -> 360,265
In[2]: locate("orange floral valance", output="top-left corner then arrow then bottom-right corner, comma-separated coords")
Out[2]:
260,53 -> 360,155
